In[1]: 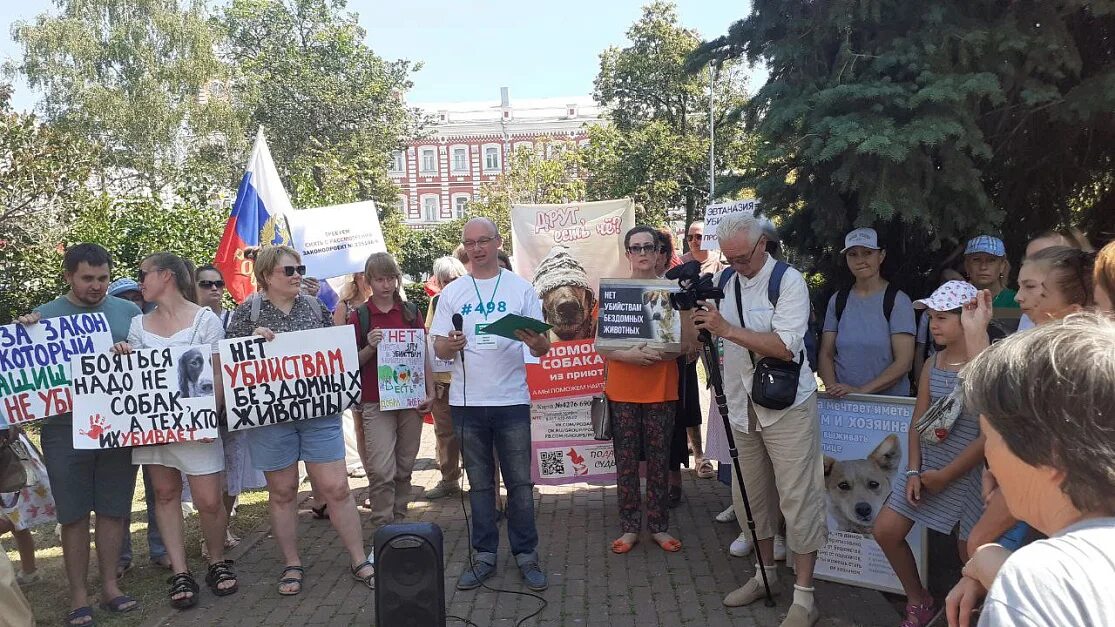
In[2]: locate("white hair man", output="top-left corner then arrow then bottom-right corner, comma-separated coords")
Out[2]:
692,213 -> 827,627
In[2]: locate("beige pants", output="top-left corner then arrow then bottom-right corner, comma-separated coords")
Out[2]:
431,382 -> 461,483
0,551 -> 32,627
361,403 -> 424,528
731,392 -> 828,555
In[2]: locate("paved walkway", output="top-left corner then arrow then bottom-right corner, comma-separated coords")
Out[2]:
145,427 -> 898,627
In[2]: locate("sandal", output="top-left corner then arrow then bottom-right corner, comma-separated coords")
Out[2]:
65,606 -> 94,626
206,560 -> 239,597
351,559 -> 375,590
277,565 -> 304,596
653,534 -> 683,553
225,529 -> 241,550
167,571 -> 199,610
611,536 -> 638,554
696,458 -> 715,479
311,503 -> 329,519
98,595 -> 138,613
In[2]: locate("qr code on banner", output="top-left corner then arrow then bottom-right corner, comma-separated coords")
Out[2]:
540,450 -> 565,476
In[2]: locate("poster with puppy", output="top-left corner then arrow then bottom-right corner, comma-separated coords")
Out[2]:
71,345 -> 220,449
594,278 -> 683,353
810,394 -> 928,594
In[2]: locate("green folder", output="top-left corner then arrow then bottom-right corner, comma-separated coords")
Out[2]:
481,313 -> 552,341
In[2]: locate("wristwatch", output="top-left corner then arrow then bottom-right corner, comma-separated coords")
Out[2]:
905,469 -> 921,478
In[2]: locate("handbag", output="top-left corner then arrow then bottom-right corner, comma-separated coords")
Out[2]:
733,275 -> 802,411
914,388 -> 963,445
0,435 -> 33,494
590,364 -> 611,440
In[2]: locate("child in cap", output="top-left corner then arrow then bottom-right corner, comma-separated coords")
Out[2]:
963,236 -> 1017,309
871,281 -> 989,627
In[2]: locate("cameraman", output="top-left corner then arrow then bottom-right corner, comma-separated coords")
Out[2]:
692,213 -> 827,627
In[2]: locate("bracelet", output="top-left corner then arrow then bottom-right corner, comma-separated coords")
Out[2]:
905,470 -> 921,478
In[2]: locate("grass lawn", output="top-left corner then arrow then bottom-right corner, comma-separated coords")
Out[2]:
3,431 -> 274,627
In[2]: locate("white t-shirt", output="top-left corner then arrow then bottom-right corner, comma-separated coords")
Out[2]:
716,255 -> 818,432
430,269 -> 544,406
980,517 -> 1115,627
1017,313 -> 1035,331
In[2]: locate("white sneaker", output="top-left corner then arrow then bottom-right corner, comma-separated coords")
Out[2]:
773,534 -> 787,561
715,505 -> 737,523
730,532 -> 754,557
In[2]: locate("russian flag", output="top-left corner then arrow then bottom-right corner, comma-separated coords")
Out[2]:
214,128 -> 295,303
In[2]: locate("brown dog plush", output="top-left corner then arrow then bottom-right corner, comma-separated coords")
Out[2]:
533,246 -> 597,341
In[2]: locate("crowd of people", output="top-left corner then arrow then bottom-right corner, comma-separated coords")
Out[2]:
1,213 -> 1114,627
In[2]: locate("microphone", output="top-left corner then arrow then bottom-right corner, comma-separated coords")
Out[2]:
451,313 -> 464,363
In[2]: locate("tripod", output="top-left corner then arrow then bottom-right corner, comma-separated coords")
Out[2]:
698,327 -> 776,606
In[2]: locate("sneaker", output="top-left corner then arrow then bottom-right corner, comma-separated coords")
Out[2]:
456,560 -> 496,590
900,599 -> 941,627
423,481 -> 460,500
723,573 -> 782,607
730,532 -> 754,557
518,561 -> 548,591
715,505 -> 737,523
780,603 -> 820,627
773,534 -> 787,561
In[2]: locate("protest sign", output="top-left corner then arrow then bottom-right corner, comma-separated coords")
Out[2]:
0,313 -> 113,427
525,339 -> 604,401
219,326 -> 361,431
71,346 -> 219,449
700,199 -> 759,250
377,328 -> 427,410
595,278 -> 682,352
809,394 -> 927,594
530,395 -> 616,483
288,201 -> 387,280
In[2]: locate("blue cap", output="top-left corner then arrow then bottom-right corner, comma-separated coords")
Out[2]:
965,235 -> 1006,257
108,278 -> 141,297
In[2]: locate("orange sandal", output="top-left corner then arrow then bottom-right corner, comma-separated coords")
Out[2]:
611,537 -> 638,554
654,536 -> 682,552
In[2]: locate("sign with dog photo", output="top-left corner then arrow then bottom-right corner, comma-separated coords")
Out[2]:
71,345 -> 220,449
811,394 -> 927,594
595,278 -> 683,353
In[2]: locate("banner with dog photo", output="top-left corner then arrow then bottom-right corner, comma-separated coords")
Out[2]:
511,198 -> 634,485
71,345 -> 220,449
811,394 -> 927,594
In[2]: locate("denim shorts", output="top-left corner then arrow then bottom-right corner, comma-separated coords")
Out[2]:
39,422 -> 138,525
243,414 -> 344,472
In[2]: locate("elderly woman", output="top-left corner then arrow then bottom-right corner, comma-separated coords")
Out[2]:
946,314 -> 1115,626
423,256 -> 469,499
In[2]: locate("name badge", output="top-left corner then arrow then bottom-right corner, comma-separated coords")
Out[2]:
474,323 -> 497,350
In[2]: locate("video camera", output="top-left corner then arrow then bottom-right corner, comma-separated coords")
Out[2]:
664,260 -> 723,311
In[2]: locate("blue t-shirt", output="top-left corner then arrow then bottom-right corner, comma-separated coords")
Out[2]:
822,286 -> 916,397
33,295 -> 141,426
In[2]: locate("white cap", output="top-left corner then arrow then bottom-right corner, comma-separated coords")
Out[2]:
841,228 -> 881,254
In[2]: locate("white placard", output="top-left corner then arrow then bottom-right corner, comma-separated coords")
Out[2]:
377,328 -> 426,410
701,199 -> 759,250
72,345 -> 219,449
288,201 -> 388,280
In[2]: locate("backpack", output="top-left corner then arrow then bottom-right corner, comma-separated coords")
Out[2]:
353,300 -> 421,345
716,262 -> 820,372
834,284 -> 899,327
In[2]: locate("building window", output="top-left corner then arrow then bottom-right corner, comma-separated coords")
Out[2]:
422,196 -> 439,222
389,151 -> 404,173
420,148 -> 437,174
484,145 -> 501,171
453,195 -> 469,218
451,147 -> 468,173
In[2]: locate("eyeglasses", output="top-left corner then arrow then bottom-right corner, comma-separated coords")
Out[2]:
198,280 -> 225,289
626,244 -> 658,255
281,265 -> 307,277
461,236 -> 497,249
724,237 -> 765,268
137,268 -> 163,283
686,233 -> 702,241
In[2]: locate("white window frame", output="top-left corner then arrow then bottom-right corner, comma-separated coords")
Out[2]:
420,148 -> 437,174
389,151 -> 404,173
482,143 -> 501,172
452,194 -> 470,219
421,194 -> 439,222
450,145 -> 469,173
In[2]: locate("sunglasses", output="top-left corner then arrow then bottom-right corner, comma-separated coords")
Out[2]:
626,244 -> 658,255
281,265 -> 307,277
137,268 -> 162,283
686,233 -> 703,241
198,280 -> 225,289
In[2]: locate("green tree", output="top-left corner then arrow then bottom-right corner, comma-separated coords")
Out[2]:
690,0 -> 1115,285
589,1 -> 754,232
9,0 -> 238,196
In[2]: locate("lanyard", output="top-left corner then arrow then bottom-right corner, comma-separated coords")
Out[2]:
470,270 -> 503,319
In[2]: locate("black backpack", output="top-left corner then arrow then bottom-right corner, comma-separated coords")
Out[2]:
716,263 -> 820,373
833,284 -> 900,328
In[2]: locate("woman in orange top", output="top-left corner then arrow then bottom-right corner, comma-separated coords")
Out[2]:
599,226 -> 691,554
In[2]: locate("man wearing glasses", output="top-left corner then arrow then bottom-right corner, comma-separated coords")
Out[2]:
679,220 -> 726,277
691,213 -> 827,627
431,218 -> 552,592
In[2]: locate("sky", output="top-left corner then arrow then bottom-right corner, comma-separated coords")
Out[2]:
0,0 -> 762,112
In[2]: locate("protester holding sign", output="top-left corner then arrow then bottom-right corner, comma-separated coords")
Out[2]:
224,245 -> 375,594
819,228 -> 916,398
349,252 -> 433,530
597,226 -> 686,555
111,252 -> 234,608
16,243 -> 142,625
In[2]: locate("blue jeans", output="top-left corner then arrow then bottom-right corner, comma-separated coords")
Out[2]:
121,466 -> 166,563
452,405 -> 538,564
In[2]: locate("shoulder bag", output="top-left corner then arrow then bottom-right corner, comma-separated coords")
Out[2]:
733,274 -> 803,411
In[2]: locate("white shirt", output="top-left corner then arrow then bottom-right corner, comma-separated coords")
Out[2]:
717,255 -> 817,432
430,269 -> 544,406
1017,313 -> 1035,331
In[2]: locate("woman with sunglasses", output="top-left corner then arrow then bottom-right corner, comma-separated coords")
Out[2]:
224,245 -> 375,596
113,253 -> 236,609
